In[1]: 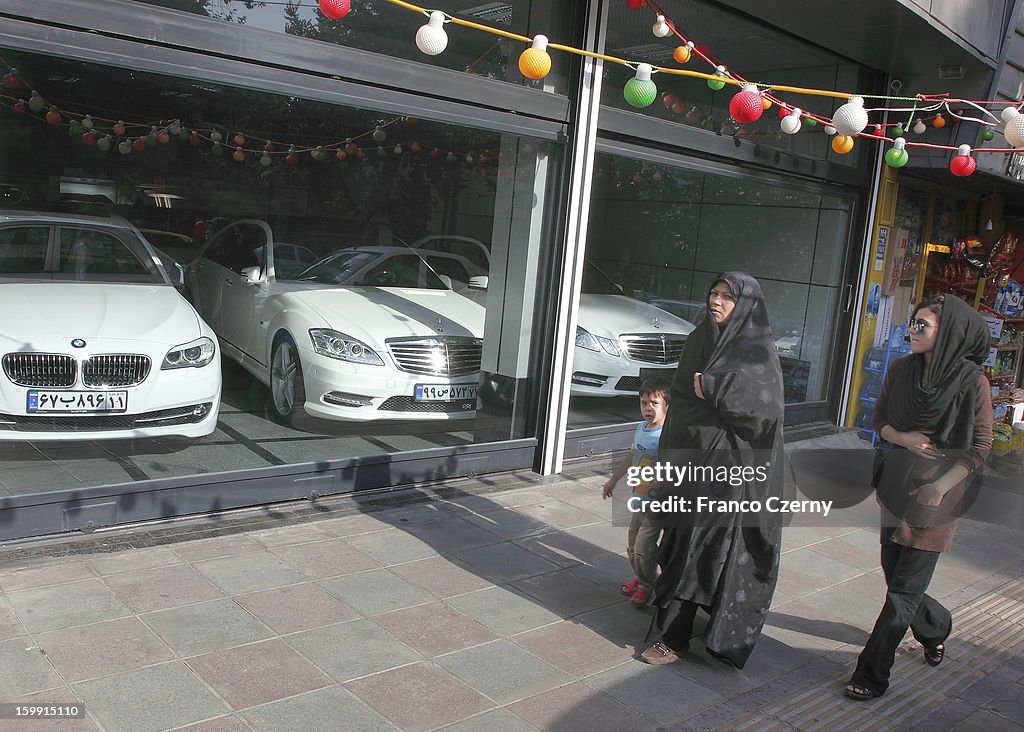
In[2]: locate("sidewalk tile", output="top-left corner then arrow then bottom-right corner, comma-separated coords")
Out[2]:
0,561 -> 95,593
510,568 -> 619,617
0,636 -> 63,699
954,708 -> 1024,731
514,621 -> 630,676
234,583 -> 357,635
585,661 -> 723,725
284,618 -> 420,682
561,524 -> 630,556
191,552 -> 306,595
461,509 -> 552,540
85,547 -> 181,576
446,586 -> 562,637
345,662 -> 492,732
764,599 -> 868,650
436,639 -> 572,704
389,556 -> 495,598
250,523 -> 331,548
1,688 -> 97,732
36,617 -> 174,682
6,579 -> 130,633
141,598 -> 273,657
316,513 -> 391,539
341,529 -> 437,566
506,682 -> 657,732
73,661 -> 228,732
172,534 -> 264,562
241,686 -> 397,731
437,708 -> 538,732
104,564 -> 225,613
176,716 -> 251,732
318,569 -> 435,616
371,602 -> 497,657
986,681 -> 1024,725
269,538 -> 380,580
778,548 -> 865,587
0,595 -> 28,641
575,602 -> 648,647
403,516 -> 504,555
514,501 -> 604,532
454,542 -> 560,583
187,638 -> 332,709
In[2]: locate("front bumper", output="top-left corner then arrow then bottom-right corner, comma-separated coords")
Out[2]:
300,346 -> 479,421
569,347 -> 676,397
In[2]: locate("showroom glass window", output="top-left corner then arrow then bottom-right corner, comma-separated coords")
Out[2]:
600,0 -> 868,165
0,49 -> 558,496
568,152 -> 853,429
125,0 -> 576,95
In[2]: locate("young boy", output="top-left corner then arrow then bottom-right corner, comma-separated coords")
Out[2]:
602,377 -> 670,607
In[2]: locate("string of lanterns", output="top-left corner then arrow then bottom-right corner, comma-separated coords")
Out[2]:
342,0 -> 1024,178
0,63 -> 501,170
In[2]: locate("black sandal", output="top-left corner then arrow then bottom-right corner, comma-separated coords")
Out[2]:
844,683 -> 879,701
924,643 -> 945,667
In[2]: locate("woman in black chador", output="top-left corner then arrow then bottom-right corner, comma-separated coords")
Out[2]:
845,294 -> 991,700
639,272 -> 785,670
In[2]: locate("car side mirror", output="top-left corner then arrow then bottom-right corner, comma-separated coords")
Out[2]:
468,275 -> 489,290
241,265 -> 263,285
437,274 -> 453,289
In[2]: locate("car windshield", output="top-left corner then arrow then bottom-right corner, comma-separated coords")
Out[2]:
0,223 -> 164,283
289,250 -> 449,289
581,261 -> 623,295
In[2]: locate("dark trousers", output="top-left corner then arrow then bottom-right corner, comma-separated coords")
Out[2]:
657,600 -> 699,652
851,535 -> 952,695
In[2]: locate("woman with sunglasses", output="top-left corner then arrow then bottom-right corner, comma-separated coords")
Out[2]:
638,272 -> 785,670
846,294 -> 991,700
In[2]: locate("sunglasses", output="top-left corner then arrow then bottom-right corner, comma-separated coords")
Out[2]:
908,319 -> 936,334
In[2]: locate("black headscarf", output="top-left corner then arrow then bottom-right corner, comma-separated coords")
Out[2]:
884,295 -> 989,450
667,271 -> 785,444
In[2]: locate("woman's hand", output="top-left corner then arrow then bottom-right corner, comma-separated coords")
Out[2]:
693,372 -> 705,400
910,482 -> 946,506
897,430 -> 942,459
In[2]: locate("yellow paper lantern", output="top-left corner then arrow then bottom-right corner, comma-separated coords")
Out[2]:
831,135 -> 855,154
519,35 -> 551,80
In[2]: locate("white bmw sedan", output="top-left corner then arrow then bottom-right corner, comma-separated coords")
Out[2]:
187,221 -> 484,423
0,211 -> 221,440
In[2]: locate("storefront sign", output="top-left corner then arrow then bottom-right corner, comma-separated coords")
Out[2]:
873,226 -> 888,271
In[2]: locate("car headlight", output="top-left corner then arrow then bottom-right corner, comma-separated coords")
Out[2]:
162,337 -> 216,369
575,327 -> 621,356
576,326 -> 600,352
309,329 -> 384,366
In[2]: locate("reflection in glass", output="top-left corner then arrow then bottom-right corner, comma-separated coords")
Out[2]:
0,48 -> 557,495
571,153 -> 854,429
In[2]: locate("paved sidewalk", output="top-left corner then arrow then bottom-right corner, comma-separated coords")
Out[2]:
0,435 -> 1022,731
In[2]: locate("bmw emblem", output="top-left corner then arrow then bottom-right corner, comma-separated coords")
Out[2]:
71,339 -> 86,348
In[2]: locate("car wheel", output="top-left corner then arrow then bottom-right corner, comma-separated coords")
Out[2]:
270,335 -> 307,424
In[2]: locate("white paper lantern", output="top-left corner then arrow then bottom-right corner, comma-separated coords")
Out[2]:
1001,106 -> 1020,124
832,96 -> 868,137
823,125 -> 837,136
1005,113 -> 1024,147
28,91 -> 45,113
416,11 -> 448,56
652,15 -> 671,38
117,140 -> 132,155
780,108 -> 802,135
96,135 -> 112,152
912,119 -> 927,135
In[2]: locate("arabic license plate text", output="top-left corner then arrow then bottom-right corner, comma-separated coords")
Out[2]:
414,384 -> 478,402
27,390 -> 128,413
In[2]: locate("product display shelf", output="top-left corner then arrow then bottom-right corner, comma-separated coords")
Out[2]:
857,324 -> 911,446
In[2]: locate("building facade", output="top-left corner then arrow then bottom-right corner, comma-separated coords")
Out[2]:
0,0 -> 1018,540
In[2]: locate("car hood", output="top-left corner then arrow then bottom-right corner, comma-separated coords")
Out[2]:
578,294 -> 695,338
281,285 -> 485,341
0,283 -> 200,347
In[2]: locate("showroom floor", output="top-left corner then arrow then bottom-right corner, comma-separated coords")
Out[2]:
0,361 -> 640,497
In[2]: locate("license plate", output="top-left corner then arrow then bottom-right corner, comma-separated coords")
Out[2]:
27,390 -> 128,413
414,383 -> 478,402
639,367 -> 676,382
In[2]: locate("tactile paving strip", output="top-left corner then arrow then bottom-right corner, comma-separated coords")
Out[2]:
715,577 -> 1024,731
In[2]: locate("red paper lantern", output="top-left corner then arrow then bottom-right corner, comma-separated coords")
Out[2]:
13,100 -> 25,114
2,71 -> 20,89
872,125 -> 885,137
729,87 -> 763,124
318,0 -> 351,20
132,138 -> 146,152
626,0 -> 646,9
286,153 -> 299,166
949,146 -> 976,177
81,132 -> 96,145
777,106 -> 790,120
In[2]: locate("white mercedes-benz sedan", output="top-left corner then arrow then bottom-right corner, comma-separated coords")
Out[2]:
187,221 -> 484,423
0,211 -> 221,440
